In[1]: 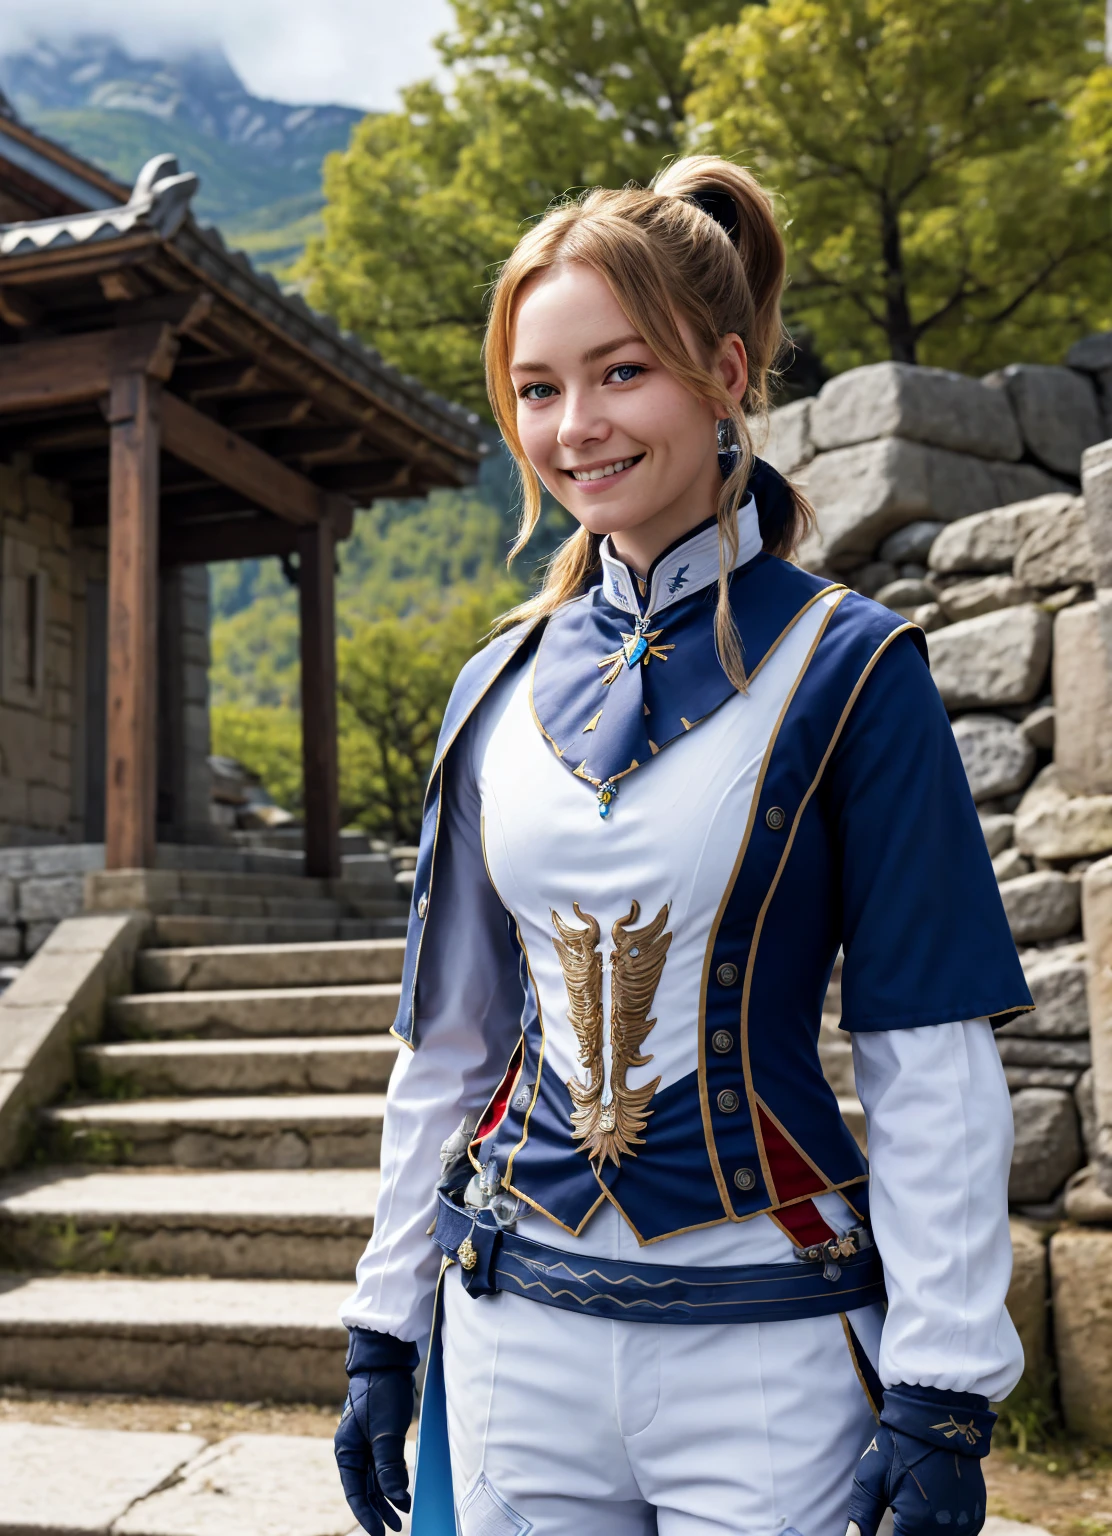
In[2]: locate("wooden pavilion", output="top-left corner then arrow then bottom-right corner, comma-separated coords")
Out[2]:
0,109 -> 483,877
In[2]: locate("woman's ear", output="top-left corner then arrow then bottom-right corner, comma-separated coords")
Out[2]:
717,334 -> 749,406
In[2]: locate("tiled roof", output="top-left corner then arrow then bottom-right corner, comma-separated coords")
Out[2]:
0,152 -> 486,458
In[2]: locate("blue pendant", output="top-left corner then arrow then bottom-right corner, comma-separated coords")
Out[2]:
624,635 -> 648,667
596,780 -> 617,819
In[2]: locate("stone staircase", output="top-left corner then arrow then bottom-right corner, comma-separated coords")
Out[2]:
0,937 -> 406,1404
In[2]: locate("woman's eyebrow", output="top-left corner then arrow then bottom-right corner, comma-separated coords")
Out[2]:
510,333 -> 647,373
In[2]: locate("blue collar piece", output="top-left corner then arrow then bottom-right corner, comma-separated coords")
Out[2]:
530,495 -> 843,809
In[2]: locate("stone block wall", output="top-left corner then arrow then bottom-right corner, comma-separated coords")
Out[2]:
0,456 -> 79,846
762,343 -> 1112,1219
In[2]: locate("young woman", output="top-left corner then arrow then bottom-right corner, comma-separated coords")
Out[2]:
334,156 -> 1031,1536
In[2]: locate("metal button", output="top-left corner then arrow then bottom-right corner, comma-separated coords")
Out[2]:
717,1089 -> 740,1114
711,1030 -> 734,1055
765,806 -> 786,831
716,962 -> 739,986
416,891 -> 429,919
733,1167 -> 756,1192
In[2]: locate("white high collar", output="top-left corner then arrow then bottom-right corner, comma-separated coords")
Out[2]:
597,495 -> 762,620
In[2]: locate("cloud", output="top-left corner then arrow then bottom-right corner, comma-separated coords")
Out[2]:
0,0 -> 454,111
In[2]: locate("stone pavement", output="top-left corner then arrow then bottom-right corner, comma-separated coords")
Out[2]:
0,1421 -> 416,1536
0,1419 -> 1045,1536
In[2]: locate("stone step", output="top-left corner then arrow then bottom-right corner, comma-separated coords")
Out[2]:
0,1166 -> 377,1279
174,871 -> 335,900
0,1272 -> 348,1402
136,939 -> 406,992
108,984 -> 400,1039
81,1036 -> 400,1096
147,915 -> 406,948
160,896 -> 345,921
41,1095 -> 388,1169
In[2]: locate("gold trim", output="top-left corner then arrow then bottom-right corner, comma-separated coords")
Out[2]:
696,590 -> 849,1217
583,710 -> 603,733
754,1090 -> 839,1203
496,1267 -> 881,1314
840,1313 -> 882,1420
401,761 -> 446,1048
503,1179 -> 609,1237
739,620 -> 918,1200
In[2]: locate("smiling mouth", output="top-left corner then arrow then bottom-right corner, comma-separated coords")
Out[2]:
565,454 -> 644,483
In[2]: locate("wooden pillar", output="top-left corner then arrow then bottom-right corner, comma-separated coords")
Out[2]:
299,518 -> 342,879
105,371 -> 161,870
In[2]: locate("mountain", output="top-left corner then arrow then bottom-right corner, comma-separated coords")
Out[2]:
0,36 -> 366,270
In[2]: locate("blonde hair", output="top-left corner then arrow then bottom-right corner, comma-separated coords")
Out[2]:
484,155 -> 814,688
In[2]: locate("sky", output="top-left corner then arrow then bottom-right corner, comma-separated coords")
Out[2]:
0,0 -> 454,111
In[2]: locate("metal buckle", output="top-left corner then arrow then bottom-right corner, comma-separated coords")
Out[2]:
794,1225 -> 872,1282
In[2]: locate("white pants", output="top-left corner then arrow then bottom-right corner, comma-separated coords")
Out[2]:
442,1273 -> 884,1536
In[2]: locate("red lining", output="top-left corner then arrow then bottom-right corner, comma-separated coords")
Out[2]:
474,1039 -> 525,1144
757,1105 -> 837,1246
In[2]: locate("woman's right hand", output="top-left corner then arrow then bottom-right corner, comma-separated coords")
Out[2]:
335,1329 -> 419,1535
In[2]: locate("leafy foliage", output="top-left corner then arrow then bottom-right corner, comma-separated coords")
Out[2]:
300,0 -> 750,416
688,0 -> 1112,370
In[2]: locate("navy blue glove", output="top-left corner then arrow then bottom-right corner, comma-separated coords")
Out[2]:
848,1384 -> 996,1536
335,1328 -> 419,1536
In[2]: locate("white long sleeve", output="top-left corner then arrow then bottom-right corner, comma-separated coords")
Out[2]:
340,703 -> 526,1347
852,1019 -> 1024,1400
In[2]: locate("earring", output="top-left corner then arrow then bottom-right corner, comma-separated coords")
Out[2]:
717,418 -> 740,479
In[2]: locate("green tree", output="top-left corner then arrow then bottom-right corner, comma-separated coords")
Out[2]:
338,583 -> 519,843
300,0 -> 748,416
687,0 -> 1112,372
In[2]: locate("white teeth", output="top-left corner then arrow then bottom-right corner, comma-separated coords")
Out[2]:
571,457 -> 636,482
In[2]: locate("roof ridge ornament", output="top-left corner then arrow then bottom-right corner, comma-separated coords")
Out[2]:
0,152 -> 199,259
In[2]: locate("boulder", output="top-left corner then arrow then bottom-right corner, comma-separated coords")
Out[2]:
810,362 -> 1022,460
984,364 -> 1105,477
999,870 -> 1081,944
874,578 -> 935,615
1078,1068 -> 1097,1162
999,944 -> 1091,1039
936,575 -> 1034,622
1082,857 -> 1112,1194
878,520 -> 946,565
808,440 -> 1067,564
1009,1086 -> 1083,1203
912,601 -> 945,633
927,605 -> 1051,709
992,847 -> 1031,883
1054,602 -> 1112,795
952,714 -> 1035,803
851,560 -> 898,598
757,398 -> 814,477
1018,703 -> 1054,751
928,493 -> 1076,575
1013,498 -> 1095,589
979,812 -> 1015,858
1051,1226 -> 1112,1442
1007,1218 -> 1049,1386
1082,438 -> 1112,590
1068,332 -> 1112,372
1014,766 -> 1112,861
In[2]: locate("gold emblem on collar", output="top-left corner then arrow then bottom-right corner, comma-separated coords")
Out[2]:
597,629 -> 675,687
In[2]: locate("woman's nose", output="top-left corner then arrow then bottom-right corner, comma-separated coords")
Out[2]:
556,392 -> 609,449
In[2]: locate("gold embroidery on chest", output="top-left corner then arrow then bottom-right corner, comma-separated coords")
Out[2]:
550,900 -> 671,1168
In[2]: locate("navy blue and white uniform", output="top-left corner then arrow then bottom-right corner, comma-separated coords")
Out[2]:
342,486 -> 1030,1536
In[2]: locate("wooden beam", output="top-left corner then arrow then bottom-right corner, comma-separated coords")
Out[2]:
298,518 -> 341,880
0,323 -> 178,413
161,514 -> 301,567
173,358 -> 265,401
160,390 -> 350,528
273,426 -> 365,465
314,460 -> 411,497
220,394 -> 314,431
105,371 -> 161,870
0,286 -> 42,329
100,269 -> 151,303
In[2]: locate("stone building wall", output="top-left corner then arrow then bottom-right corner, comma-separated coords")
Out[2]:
760,341 -> 1112,1218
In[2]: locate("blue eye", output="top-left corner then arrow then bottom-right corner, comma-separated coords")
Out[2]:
521,383 -> 557,401
607,364 -> 643,384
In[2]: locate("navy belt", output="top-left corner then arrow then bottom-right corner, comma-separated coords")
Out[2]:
432,1189 -> 885,1326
